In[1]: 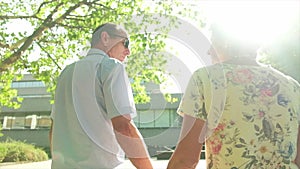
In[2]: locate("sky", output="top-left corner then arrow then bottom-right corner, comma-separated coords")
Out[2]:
159,0 -> 299,93
5,0 -> 298,63
3,0 -> 299,93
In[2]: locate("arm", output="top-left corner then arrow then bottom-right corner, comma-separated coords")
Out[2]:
111,115 -> 153,169
49,119 -> 53,154
167,114 -> 205,169
295,125 -> 300,167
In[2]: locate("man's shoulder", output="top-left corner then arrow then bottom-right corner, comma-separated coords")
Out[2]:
100,57 -> 123,73
103,56 -> 122,66
58,62 -> 76,79
97,57 -> 125,82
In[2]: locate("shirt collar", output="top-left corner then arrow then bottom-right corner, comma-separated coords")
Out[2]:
87,48 -> 108,58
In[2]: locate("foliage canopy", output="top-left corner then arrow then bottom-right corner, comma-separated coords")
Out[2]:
0,0 -> 298,110
0,0 -> 199,108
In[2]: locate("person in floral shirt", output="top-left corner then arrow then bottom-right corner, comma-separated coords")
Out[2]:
167,23 -> 300,169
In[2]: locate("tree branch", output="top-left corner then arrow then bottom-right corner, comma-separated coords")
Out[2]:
36,42 -> 62,70
0,1 -> 55,20
56,23 -> 90,30
35,1 -> 57,16
10,37 -> 28,50
92,1 -> 114,10
0,1 -> 87,73
0,42 -> 10,49
0,15 -> 35,20
65,16 -> 86,22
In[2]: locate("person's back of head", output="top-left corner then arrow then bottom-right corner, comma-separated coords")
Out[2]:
210,23 -> 260,62
210,23 -> 260,60
91,23 -> 128,48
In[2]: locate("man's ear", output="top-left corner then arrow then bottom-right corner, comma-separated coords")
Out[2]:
101,31 -> 109,47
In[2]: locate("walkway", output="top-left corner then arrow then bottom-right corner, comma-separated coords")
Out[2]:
0,159 -> 206,169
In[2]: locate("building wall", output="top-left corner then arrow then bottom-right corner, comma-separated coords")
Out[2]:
0,129 -> 50,147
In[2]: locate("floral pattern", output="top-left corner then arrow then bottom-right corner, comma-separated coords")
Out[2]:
178,64 -> 300,169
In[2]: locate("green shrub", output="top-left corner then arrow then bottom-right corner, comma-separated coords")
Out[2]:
0,140 -> 48,163
0,127 -> 3,137
0,144 -> 7,162
42,146 -> 52,158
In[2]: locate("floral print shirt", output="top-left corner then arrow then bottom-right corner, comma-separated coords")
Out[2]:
178,63 -> 300,169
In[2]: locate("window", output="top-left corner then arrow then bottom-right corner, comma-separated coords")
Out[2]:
134,109 -> 181,128
2,116 -> 13,129
25,115 -> 37,129
154,110 -> 171,127
170,110 -> 182,127
12,117 -> 25,129
11,81 -> 45,88
36,116 -> 51,128
2,116 -> 25,129
135,110 -> 155,128
2,114 -> 50,129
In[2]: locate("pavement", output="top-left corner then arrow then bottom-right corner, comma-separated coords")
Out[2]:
0,159 -> 206,169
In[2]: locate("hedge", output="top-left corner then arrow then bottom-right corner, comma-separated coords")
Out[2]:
0,140 -> 48,163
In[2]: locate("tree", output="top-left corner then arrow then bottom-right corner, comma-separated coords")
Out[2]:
0,0 -> 198,109
259,17 -> 300,83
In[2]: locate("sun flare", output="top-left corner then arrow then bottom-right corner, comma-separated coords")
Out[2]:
203,0 -> 299,44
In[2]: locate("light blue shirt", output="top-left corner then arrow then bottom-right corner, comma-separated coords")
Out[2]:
51,48 -> 136,169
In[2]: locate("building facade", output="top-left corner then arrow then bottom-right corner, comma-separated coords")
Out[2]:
0,74 -> 183,156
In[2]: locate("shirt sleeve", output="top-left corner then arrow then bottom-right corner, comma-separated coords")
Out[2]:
297,85 -> 300,125
50,105 -> 55,119
177,68 -> 208,120
103,64 -> 137,119
290,78 -> 300,125
178,65 -> 226,125
298,107 -> 300,126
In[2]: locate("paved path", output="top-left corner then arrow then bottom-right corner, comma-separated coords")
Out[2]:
0,159 -> 206,169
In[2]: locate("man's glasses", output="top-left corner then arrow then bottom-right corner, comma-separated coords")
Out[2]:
109,33 -> 130,48
123,38 -> 129,49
